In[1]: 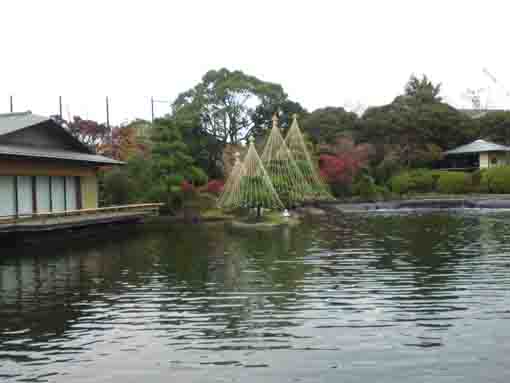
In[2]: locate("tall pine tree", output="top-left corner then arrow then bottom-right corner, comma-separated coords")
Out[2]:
151,118 -> 206,208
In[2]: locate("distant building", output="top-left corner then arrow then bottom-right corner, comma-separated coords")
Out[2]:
443,139 -> 510,170
0,112 -> 123,217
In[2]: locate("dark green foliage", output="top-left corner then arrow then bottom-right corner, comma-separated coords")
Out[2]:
100,169 -> 134,205
390,173 -> 413,194
404,74 -> 442,104
359,75 -> 476,168
100,154 -> 156,206
411,170 -> 440,192
471,169 -> 483,192
101,118 -> 207,213
361,101 -> 474,168
252,100 -> 308,138
329,182 -> 353,198
477,111 -> 510,146
387,167 -> 510,195
375,185 -> 393,200
301,107 -> 358,144
436,172 -> 470,194
173,68 -> 287,144
171,68 -> 304,179
480,166 -> 510,193
152,119 -> 207,188
353,175 -> 379,202
372,158 -> 402,185
169,109 -> 224,179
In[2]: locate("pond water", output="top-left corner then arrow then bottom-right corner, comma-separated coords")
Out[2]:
2,211 -> 510,382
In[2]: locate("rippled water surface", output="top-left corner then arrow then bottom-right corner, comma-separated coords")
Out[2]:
2,211 -> 510,382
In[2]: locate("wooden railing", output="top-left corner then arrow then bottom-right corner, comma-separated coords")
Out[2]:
0,203 -> 164,224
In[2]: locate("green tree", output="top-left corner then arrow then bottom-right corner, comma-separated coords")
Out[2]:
171,109 -> 224,179
301,107 -> 359,144
477,111 -> 510,146
151,118 -> 207,210
100,154 -> 155,206
403,74 -> 442,104
359,75 -> 475,168
173,68 -> 287,144
251,100 -> 307,138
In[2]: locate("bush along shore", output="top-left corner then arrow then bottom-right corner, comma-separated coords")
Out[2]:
327,166 -> 510,203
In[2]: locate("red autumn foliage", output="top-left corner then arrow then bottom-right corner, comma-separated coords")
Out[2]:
66,116 -> 109,151
319,154 -> 359,185
100,126 -> 149,161
55,116 -> 149,161
319,137 -> 373,186
203,180 -> 224,195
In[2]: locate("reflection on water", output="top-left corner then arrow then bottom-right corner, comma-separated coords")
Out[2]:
1,212 -> 510,382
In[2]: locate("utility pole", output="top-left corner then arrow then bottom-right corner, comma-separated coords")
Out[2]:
59,96 -> 63,119
151,97 -> 155,123
106,96 -> 112,147
150,97 -> 172,122
106,96 -> 110,130
9,95 -> 13,113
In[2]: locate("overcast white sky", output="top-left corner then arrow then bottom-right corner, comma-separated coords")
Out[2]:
1,0 -> 510,124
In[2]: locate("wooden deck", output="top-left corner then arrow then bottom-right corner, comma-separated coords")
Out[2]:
0,203 -> 163,233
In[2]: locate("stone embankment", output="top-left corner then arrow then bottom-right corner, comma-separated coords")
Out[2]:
329,198 -> 510,213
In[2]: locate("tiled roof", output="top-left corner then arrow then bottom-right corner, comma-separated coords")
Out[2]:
0,112 -> 123,165
0,111 -> 49,136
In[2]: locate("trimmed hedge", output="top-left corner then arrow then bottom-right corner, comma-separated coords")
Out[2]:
390,169 -> 471,195
436,172 -> 470,194
389,172 -> 412,194
389,169 -> 440,194
353,175 -> 378,202
480,166 -> 510,193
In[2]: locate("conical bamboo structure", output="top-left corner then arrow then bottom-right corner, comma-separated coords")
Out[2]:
285,114 -> 333,200
217,152 -> 246,209
217,138 -> 284,211
261,115 -> 309,207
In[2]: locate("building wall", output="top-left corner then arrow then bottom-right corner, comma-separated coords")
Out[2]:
479,153 -> 489,168
479,152 -> 509,168
81,175 -> 98,209
0,159 -> 100,216
491,152 -> 509,167
0,159 -> 96,177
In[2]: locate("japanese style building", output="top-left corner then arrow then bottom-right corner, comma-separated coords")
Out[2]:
0,112 -> 123,218
443,139 -> 510,170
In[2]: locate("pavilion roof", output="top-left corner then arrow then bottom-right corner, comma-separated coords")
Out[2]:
444,139 -> 510,155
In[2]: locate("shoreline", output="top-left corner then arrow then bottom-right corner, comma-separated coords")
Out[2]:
326,196 -> 510,212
